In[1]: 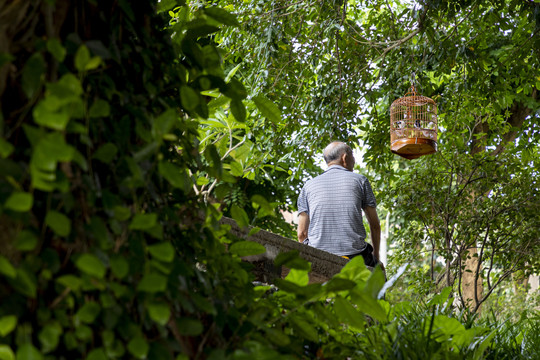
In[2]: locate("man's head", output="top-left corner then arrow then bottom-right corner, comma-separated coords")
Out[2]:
323,142 -> 355,171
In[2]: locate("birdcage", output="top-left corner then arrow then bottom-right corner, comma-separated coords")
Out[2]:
390,85 -> 438,160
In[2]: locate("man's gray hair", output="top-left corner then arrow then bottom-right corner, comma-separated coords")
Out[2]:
323,142 -> 352,164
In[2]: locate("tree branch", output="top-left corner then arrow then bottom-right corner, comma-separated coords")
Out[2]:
491,89 -> 538,156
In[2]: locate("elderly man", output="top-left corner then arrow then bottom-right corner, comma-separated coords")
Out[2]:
297,142 -> 383,268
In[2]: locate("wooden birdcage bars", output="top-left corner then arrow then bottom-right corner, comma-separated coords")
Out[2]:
390,85 -> 438,160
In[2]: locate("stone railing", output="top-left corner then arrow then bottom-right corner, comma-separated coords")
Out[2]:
221,217 -> 367,284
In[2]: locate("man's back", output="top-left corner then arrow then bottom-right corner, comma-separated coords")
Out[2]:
297,165 -> 376,256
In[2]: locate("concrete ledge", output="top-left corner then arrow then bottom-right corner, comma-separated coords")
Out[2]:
220,216 -> 351,283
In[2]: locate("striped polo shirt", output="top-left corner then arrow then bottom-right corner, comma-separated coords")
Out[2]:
297,165 -> 377,256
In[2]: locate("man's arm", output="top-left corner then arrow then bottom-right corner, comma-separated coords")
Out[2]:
363,206 -> 381,260
297,212 -> 309,243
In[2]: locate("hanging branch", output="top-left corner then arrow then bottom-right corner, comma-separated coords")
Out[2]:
203,139 -> 247,201
439,4 -> 479,45
334,0 -> 347,126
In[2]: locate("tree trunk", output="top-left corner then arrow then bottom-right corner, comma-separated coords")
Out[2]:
461,94 -> 537,312
462,247 -> 483,309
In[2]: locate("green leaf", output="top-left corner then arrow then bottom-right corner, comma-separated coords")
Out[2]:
157,0 -> 180,13
176,318 -> 203,336
285,268 -> 309,286
46,38 -> 66,62
184,22 -> 220,40
87,348 -> 108,360
11,268 -> 37,298
102,330 -> 114,347
428,286 -> 453,307
472,330 -> 497,360
14,230 -> 38,251
275,251 -> 311,270
30,133 -> 75,191
263,327 -> 290,346
75,324 -> 93,342
153,108 -> 177,138
247,227 -> 260,237
33,102 -> 70,130
113,206 -> 131,221
75,45 -> 91,72
85,56 -> 102,71
22,53 -> 45,98
0,138 -> 14,158
110,256 -> 129,279
196,177 -> 209,186
229,241 -> 266,257
0,345 -> 15,360
147,242 -> 175,262
127,337 -> 149,359
289,315 -> 318,342
0,315 -> 17,337
147,302 -> 171,326
38,322 -> 62,353
0,256 -> 16,279
323,277 -> 357,293
76,302 -> 101,323
253,95 -> 281,124
349,290 -> 388,323
274,250 -> 300,267
251,194 -> 274,217
335,255 -> 371,284
429,315 -> 465,340
223,78 -> 247,100
228,160 -> 243,176
180,85 -> 200,111
225,63 -> 241,83
147,224 -> 164,241
88,216 -> 112,250
137,273 -> 168,293
204,6 -> 239,26
75,254 -> 106,279
230,204 -> 249,228
100,292 -> 115,308
56,275 -> 82,291
15,343 -> 43,360
129,213 -> 157,230
273,278 -> 303,294
4,191 -> 33,212
89,99 -> 110,118
363,266 -> 386,299
230,99 -> 246,122
93,143 -> 118,163
64,332 -> 77,349
48,73 -> 83,97
333,296 -> 365,330
203,144 -> 222,178
35,132 -> 74,163
158,162 -> 188,190
45,210 -> 71,237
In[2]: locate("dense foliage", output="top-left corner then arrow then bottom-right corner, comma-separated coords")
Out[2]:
0,0 -> 538,359
209,0 -> 540,309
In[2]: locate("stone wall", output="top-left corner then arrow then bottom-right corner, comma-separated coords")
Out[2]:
221,217 -> 364,284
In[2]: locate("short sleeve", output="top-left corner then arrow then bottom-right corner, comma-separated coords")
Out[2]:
297,186 -> 309,214
362,178 -> 377,209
